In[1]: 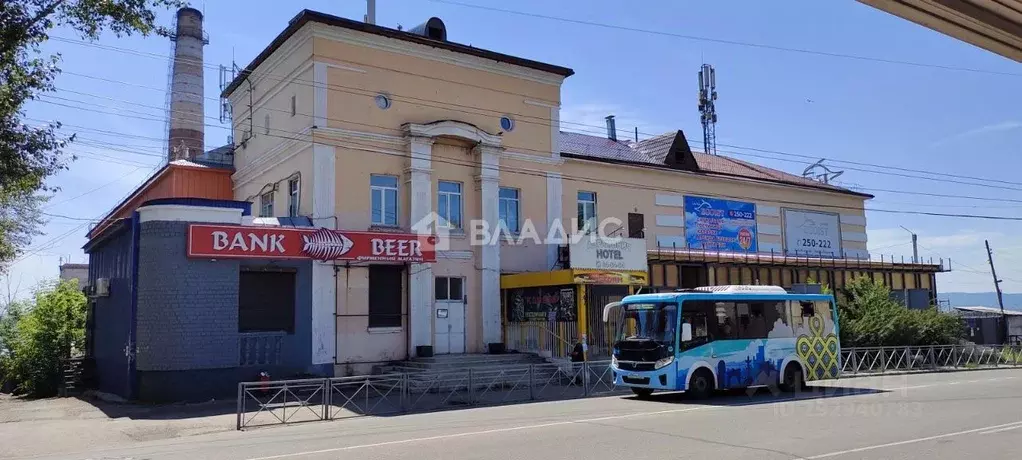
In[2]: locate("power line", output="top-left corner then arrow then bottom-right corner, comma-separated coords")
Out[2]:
50,38 -> 1022,191
426,0 -> 1022,78
40,93 -> 1022,221
44,167 -> 145,209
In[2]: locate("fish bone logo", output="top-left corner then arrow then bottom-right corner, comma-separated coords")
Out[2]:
301,228 -> 354,260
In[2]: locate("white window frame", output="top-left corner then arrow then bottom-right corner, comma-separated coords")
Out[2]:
498,187 -> 520,234
287,178 -> 300,217
370,174 -> 399,226
577,191 -> 597,232
438,180 -> 464,229
260,191 -> 274,217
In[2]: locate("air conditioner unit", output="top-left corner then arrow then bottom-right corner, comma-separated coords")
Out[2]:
95,278 -> 110,297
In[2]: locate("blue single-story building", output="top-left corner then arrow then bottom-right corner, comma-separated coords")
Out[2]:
84,198 -> 330,402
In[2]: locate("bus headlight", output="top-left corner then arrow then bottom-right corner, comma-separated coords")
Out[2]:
654,356 -> 675,369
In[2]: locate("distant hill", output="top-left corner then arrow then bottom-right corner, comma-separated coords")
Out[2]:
938,292 -> 1022,311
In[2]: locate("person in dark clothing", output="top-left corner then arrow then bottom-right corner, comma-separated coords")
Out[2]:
570,340 -> 586,362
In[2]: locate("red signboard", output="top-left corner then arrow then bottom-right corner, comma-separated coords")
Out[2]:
187,225 -> 436,263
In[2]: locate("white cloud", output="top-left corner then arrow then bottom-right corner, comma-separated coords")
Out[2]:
930,120 -> 1022,148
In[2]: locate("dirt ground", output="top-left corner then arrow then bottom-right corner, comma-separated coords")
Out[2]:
0,393 -> 237,459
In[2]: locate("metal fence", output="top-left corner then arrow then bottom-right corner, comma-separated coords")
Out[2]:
238,344 -> 1022,430
237,360 -> 619,429
841,344 -> 1022,375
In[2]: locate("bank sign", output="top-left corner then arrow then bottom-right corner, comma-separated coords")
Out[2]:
684,196 -> 758,252
187,225 -> 437,262
569,237 -> 647,271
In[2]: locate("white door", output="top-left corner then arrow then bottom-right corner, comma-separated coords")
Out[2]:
434,277 -> 466,354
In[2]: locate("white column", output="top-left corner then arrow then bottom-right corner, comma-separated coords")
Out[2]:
546,171 -> 563,268
313,62 -> 327,128
311,143 -> 336,365
476,144 -> 502,347
407,136 -> 434,357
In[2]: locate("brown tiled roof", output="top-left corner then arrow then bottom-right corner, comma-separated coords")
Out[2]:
559,131 -> 872,198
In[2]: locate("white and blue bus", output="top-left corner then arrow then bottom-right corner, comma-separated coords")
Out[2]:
603,285 -> 841,399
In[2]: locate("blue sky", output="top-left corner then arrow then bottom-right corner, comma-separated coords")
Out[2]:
6,0 -> 1022,298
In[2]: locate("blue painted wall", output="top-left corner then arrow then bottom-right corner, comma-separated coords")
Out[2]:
85,222 -> 134,399
131,220 -> 321,402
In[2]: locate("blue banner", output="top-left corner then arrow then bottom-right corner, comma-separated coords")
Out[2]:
684,196 -> 758,252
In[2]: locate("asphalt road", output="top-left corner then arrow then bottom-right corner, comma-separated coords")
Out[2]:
13,368 -> 1022,460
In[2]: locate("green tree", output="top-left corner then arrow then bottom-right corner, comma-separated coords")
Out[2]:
837,277 -> 962,347
0,279 -> 86,396
0,0 -> 184,271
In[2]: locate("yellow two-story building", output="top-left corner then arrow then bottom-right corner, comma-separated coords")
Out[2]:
223,10 -> 944,374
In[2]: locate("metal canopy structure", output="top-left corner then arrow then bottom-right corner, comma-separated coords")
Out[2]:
858,0 -> 1022,62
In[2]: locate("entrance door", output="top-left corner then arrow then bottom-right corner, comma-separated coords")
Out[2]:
434,277 -> 465,354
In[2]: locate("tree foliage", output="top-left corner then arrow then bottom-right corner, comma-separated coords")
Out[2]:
0,0 -> 184,271
837,277 -> 963,347
0,279 -> 86,396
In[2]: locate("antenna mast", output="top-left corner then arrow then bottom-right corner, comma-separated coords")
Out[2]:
698,64 -> 718,155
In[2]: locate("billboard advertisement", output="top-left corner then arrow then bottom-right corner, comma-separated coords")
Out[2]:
782,209 -> 842,257
684,196 -> 757,252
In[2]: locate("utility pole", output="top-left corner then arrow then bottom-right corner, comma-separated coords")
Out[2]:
900,226 -> 918,263
985,240 -> 1008,343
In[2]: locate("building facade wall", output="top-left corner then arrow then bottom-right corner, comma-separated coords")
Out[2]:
85,224 -> 134,399
231,17 -> 883,374
129,206 -> 323,401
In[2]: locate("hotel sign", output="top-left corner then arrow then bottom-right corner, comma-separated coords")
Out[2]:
187,225 -> 436,263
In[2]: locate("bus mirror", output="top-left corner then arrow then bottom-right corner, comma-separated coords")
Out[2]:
681,323 -> 692,342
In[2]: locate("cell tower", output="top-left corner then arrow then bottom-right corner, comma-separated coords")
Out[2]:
698,64 -> 718,155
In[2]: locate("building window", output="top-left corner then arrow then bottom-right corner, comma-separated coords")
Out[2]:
628,212 -> 645,238
287,178 -> 300,217
435,276 -> 464,301
239,271 -> 296,334
260,191 -> 274,217
375,93 -> 391,110
371,175 -> 399,226
438,181 -> 463,229
498,187 -> 520,233
290,95 -> 296,117
500,116 -> 515,132
369,266 -> 403,328
577,191 -> 597,231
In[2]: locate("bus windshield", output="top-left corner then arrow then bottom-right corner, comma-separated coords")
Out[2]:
615,302 -> 677,346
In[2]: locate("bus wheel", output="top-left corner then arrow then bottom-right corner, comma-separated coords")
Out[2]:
687,369 -> 714,399
780,364 -> 805,393
631,387 -> 654,399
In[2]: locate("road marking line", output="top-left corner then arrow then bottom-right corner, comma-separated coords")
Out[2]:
243,374 -> 1020,460
979,423 -> 1022,435
244,407 -> 711,460
805,421 -> 1022,459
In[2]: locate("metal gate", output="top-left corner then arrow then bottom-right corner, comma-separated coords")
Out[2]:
586,285 -> 629,359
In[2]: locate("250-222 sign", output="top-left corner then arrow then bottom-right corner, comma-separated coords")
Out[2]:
797,238 -> 833,249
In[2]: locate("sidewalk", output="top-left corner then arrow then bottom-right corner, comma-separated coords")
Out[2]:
0,393 -> 236,459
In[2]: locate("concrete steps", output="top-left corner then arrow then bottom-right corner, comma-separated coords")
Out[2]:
374,353 -> 579,393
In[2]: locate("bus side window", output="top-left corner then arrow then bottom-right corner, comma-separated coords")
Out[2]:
800,301 -> 815,317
